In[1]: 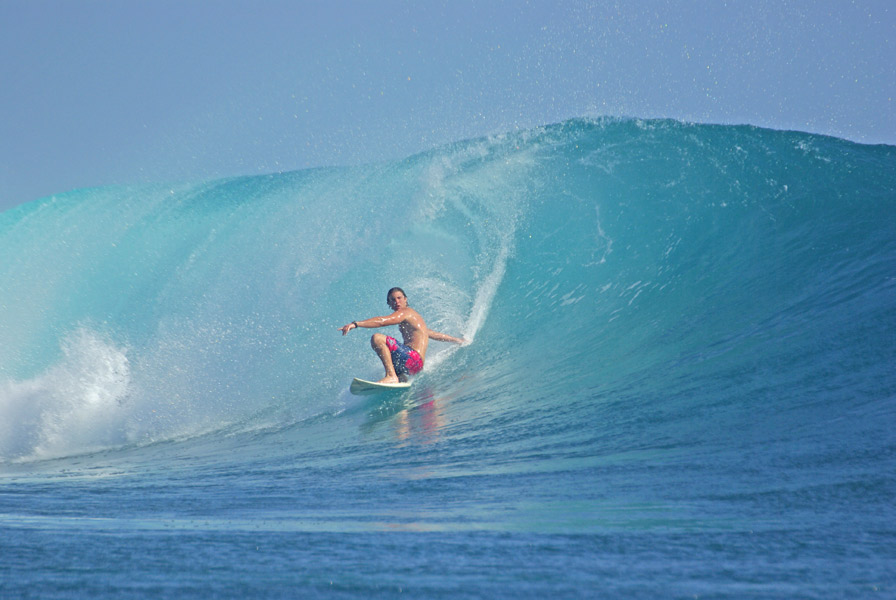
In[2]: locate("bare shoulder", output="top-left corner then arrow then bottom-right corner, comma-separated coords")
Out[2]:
400,307 -> 427,327
394,306 -> 414,318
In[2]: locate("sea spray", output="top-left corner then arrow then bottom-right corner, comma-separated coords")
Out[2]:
0,129 -> 537,459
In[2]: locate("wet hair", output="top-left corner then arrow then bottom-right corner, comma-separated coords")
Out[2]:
387,287 -> 407,304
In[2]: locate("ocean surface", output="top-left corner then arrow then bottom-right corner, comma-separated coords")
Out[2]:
1,118 -> 894,598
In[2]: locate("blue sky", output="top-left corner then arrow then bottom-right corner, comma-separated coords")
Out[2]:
1,0 -> 894,210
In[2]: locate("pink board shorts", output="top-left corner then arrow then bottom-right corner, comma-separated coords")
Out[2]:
385,336 -> 423,376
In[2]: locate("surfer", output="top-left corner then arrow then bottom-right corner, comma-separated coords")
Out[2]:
339,287 -> 466,383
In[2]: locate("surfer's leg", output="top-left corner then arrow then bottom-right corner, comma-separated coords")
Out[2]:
370,333 -> 400,383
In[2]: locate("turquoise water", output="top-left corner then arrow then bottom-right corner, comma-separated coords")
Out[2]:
1,118 -> 894,597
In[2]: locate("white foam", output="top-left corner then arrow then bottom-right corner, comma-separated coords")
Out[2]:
0,328 -> 131,461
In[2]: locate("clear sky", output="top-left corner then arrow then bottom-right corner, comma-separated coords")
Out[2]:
1,0 -> 894,210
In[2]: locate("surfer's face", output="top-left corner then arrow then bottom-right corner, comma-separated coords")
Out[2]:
387,291 -> 406,310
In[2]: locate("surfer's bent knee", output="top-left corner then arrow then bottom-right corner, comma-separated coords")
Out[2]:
370,333 -> 387,347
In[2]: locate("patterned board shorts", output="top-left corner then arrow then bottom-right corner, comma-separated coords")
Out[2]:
385,336 -> 424,376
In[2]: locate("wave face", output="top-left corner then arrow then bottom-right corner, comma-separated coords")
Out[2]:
1,119 -> 895,595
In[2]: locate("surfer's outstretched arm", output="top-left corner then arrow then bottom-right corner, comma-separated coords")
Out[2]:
339,311 -> 405,335
427,330 -> 466,344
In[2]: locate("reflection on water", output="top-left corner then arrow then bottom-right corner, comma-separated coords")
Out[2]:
361,386 -> 447,446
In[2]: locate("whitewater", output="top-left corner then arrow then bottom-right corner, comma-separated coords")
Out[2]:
1,118 -> 894,598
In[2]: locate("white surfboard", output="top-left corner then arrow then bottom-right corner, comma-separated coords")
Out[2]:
350,377 -> 412,395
